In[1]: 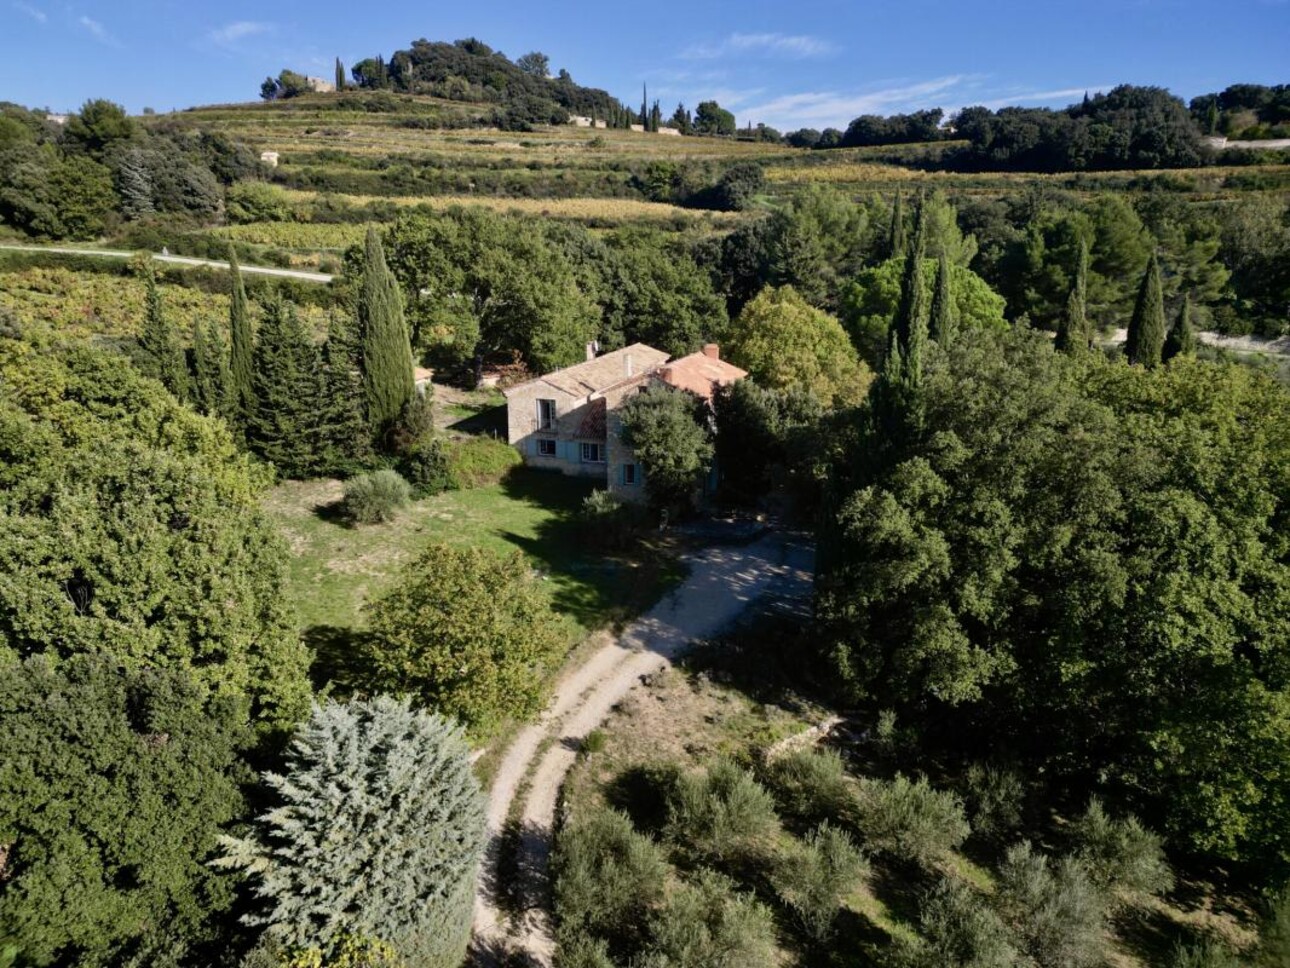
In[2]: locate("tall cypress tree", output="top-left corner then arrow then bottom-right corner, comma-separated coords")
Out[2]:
317,313 -> 371,475
1126,252 -> 1166,368
334,57 -> 345,92
1056,243 -> 1089,354
138,271 -> 189,400
893,198 -> 928,362
227,247 -> 256,428
357,228 -> 415,445
190,319 -> 231,418
930,251 -> 955,344
640,83 -> 648,128
888,192 -> 906,260
248,298 -> 321,478
1163,292 -> 1197,362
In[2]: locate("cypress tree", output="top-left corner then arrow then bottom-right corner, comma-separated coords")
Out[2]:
1163,293 -> 1197,361
334,57 -> 345,92
317,313 -> 371,475
930,250 -> 955,344
248,298 -> 321,478
1126,253 -> 1166,368
357,228 -> 415,445
191,319 -> 233,420
1056,243 -> 1089,354
893,198 -> 928,361
888,192 -> 906,260
640,83 -> 648,128
138,271 -> 189,400
227,247 -> 256,428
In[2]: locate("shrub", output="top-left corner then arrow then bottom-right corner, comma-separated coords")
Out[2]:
578,488 -> 641,550
1170,941 -> 1243,968
226,181 -> 297,224
1257,888 -> 1290,968
1069,798 -> 1174,900
640,869 -> 777,968
446,436 -> 522,488
854,774 -> 971,866
217,697 -> 485,968
553,809 -> 668,952
398,438 -> 452,497
665,758 -> 781,866
762,748 -> 854,826
916,878 -> 1020,968
772,822 -> 869,943
342,469 -> 411,524
363,543 -> 566,736
556,935 -> 616,968
995,841 -> 1107,968
964,763 -> 1026,840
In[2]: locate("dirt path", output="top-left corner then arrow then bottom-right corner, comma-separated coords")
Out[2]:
0,243 -> 334,283
471,530 -> 814,966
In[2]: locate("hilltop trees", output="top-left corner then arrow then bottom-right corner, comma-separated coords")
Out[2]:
219,697 -> 486,967
694,100 -> 736,136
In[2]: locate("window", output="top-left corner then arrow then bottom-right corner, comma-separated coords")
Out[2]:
537,438 -> 557,457
581,442 -> 605,463
622,463 -> 638,485
537,399 -> 556,430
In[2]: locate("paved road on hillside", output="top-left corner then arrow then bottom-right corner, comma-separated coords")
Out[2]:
471,529 -> 814,967
0,243 -> 334,283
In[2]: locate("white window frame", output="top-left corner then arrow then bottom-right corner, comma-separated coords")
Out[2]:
581,442 -> 605,464
537,438 -> 557,457
537,398 -> 557,430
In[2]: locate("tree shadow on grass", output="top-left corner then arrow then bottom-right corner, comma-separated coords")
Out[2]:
311,498 -> 351,527
604,763 -> 681,836
304,624 -> 377,696
447,403 -> 507,437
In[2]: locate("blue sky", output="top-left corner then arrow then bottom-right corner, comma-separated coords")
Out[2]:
2,1 -> 1287,129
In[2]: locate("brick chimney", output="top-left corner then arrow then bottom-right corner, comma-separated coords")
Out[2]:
702,343 -> 720,360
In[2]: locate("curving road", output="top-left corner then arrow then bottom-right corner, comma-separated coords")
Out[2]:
0,243 -> 334,283
472,529 -> 814,967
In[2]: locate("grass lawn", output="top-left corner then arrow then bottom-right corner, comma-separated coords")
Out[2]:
263,467 -> 684,645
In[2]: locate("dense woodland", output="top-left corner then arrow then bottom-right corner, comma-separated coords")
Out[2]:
1,45 -> 1289,968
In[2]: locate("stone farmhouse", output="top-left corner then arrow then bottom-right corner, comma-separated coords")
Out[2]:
503,342 -> 745,501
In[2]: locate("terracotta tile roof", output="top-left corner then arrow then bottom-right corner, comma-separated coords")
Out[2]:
655,349 -> 747,401
576,398 -> 607,440
502,343 -> 670,398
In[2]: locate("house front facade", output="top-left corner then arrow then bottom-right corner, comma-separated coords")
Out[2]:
502,341 -> 746,502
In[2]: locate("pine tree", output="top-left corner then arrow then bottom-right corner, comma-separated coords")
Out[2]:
893,198 -> 928,362
227,247 -> 256,429
1126,253 -> 1166,368
888,192 -> 906,260
316,313 -> 371,475
248,298 -> 321,478
930,250 -> 955,344
216,697 -> 486,966
138,271 -> 190,400
357,228 -> 415,445
1163,292 -> 1197,362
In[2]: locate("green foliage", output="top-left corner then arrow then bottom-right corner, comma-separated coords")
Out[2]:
138,270 -> 190,400
639,869 -> 776,968
1256,888 -> 1290,968
727,285 -> 872,408
712,379 -> 827,506
618,385 -> 714,512
282,933 -> 406,968
665,758 -> 781,865
771,823 -> 869,943
693,101 -> 736,137
226,182 -> 297,224
363,542 -> 566,735
577,488 -> 641,551
818,326 -> 1290,869
398,437 -> 453,497
341,469 -> 411,524
1164,292 -> 1197,360
1126,252 -> 1166,367
853,774 -> 971,866
0,338 -> 311,732
445,435 -> 522,489
0,145 -> 117,239
63,99 -> 136,158
1169,941 -> 1244,968
189,319 -> 230,417
357,228 -> 415,442
841,257 -> 1008,368
0,654 -> 249,967
915,878 -> 1020,968
1069,798 -> 1174,900
963,764 -> 1026,840
217,697 -> 485,967
995,842 -> 1108,968
930,250 -> 956,343
762,748 -> 854,826
553,809 -> 668,952
227,248 -> 256,428
248,298 -> 322,478
315,315 -> 372,476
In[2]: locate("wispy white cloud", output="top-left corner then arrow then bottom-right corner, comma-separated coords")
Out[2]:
78,15 -> 120,47
971,85 -> 1112,111
13,1 -> 46,23
741,75 -> 973,129
208,20 -> 275,48
681,32 -> 836,61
